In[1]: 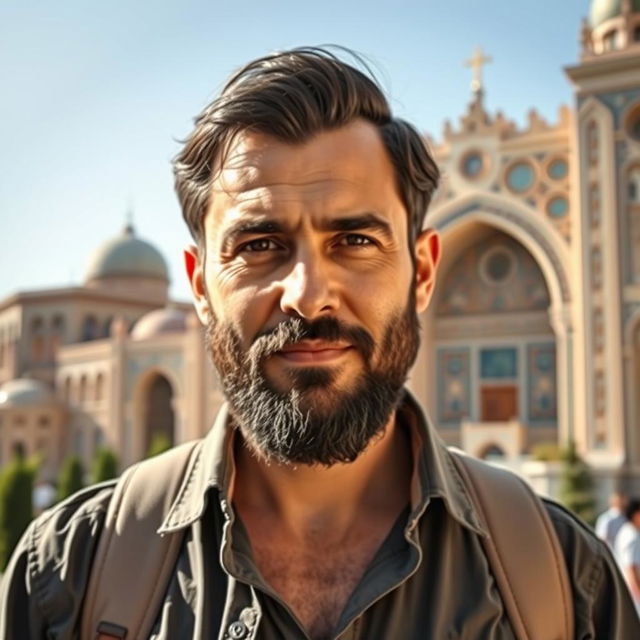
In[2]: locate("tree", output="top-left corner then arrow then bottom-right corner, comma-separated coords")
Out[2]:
0,452 -> 36,571
56,455 -> 84,502
558,440 -> 596,526
90,447 -> 119,484
146,433 -> 171,459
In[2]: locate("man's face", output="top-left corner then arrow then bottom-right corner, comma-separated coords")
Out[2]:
186,119 -> 439,465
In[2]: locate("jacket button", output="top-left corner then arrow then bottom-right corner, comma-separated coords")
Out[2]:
228,621 -> 248,639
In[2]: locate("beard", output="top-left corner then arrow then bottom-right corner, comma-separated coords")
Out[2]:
205,292 -> 420,466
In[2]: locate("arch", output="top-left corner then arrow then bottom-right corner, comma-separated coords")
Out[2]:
30,316 -> 45,362
95,372 -> 105,402
133,368 -> 178,458
50,314 -> 66,359
478,443 -> 506,460
81,315 -> 99,342
79,374 -> 88,403
427,191 -> 572,310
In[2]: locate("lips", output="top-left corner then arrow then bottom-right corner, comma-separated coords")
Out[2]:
276,341 -> 353,364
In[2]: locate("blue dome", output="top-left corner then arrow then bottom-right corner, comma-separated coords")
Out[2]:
85,225 -> 169,283
590,0 -> 640,27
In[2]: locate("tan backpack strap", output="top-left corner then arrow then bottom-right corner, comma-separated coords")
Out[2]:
81,441 -> 201,640
451,452 -> 574,640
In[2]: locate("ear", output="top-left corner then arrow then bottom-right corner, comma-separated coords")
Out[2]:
184,245 -> 210,324
414,228 -> 441,313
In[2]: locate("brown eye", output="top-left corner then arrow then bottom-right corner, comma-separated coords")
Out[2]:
241,238 -> 280,252
340,234 -> 374,246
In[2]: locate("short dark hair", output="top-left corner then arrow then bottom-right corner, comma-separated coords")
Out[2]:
625,498 -> 640,521
173,46 -> 440,246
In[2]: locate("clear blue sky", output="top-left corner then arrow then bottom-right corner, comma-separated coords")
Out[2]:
0,0 -> 586,302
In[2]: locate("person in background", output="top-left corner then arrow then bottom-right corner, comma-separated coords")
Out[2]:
596,491 -> 627,549
615,498 -> 640,614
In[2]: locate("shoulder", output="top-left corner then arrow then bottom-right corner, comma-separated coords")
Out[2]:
1,481 -> 116,634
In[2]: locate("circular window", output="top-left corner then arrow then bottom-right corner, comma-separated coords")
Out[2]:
547,158 -> 568,180
460,150 -> 485,180
481,247 -> 515,285
506,161 -> 535,193
547,196 -> 569,218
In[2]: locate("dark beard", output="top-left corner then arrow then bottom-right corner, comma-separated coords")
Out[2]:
205,294 -> 420,466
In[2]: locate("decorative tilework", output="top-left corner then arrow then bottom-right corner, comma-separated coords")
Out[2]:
527,343 -> 557,423
437,232 -> 550,316
437,348 -> 471,425
480,348 -> 517,379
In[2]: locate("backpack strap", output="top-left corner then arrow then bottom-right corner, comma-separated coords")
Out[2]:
81,440 -> 201,640
451,451 -> 574,640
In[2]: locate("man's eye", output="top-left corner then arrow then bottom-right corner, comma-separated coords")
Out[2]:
339,234 -> 374,247
240,238 -> 280,252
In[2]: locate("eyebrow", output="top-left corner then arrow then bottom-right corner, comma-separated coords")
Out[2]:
220,213 -> 394,249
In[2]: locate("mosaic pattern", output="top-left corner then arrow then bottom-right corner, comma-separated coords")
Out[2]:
437,348 -> 471,425
437,232 -> 550,316
527,343 -> 557,423
480,348 -> 517,379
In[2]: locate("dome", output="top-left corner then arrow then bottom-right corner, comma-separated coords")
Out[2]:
131,307 -> 187,340
0,378 -> 53,407
590,0 -> 640,27
85,224 -> 169,283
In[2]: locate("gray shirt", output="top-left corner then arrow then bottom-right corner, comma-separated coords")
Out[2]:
1,394 -> 639,639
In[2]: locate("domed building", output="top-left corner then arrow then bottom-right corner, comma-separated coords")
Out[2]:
0,223 -> 223,481
0,1 -> 639,504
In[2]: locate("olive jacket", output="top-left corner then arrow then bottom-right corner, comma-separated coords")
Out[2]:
1,393 -> 638,639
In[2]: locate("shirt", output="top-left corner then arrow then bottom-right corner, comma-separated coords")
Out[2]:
1,391 -> 639,639
615,521 -> 640,614
595,507 -> 627,549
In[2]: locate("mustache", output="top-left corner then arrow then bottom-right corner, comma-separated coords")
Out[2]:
248,317 -> 375,364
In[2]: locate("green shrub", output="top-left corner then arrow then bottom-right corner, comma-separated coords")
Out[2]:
0,453 -> 36,571
56,455 -> 85,502
90,447 -> 119,484
558,441 -> 596,526
146,433 -> 172,459
531,442 -> 563,462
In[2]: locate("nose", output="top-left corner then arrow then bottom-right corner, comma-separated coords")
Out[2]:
278,250 -> 339,319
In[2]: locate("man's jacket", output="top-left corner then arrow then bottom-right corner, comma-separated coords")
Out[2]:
1,393 -> 638,639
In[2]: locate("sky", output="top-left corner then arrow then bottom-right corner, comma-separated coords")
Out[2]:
0,0 -> 587,303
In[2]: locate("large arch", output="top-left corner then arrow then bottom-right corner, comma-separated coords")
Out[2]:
132,368 -> 180,460
410,191 -> 574,448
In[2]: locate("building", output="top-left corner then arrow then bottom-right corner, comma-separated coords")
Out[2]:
0,0 -> 639,501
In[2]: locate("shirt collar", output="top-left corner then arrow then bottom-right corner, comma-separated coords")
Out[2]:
158,389 -> 487,537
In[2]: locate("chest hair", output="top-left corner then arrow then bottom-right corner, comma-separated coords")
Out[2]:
252,533 -> 381,640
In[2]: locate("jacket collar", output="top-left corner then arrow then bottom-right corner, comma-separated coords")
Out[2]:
158,389 -> 486,536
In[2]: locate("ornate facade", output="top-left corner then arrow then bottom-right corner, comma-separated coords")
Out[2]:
1,1 -> 639,502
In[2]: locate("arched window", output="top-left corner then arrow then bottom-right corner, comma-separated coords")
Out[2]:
81,315 -> 99,342
30,316 -> 45,362
587,121 -> 599,167
95,373 -> 105,402
143,374 -> 175,454
480,444 -> 506,461
603,29 -> 618,52
63,376 -> 72,403
629,166 -> 640,204
79,374 -> 87,403
50,315 -> 65,358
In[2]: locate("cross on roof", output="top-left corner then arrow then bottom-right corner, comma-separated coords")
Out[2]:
464,46 -> 492,94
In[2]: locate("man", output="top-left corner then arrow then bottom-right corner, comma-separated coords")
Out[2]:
596,491 -> 627,549
1,47 -> 638,639
615,498 -> 640,614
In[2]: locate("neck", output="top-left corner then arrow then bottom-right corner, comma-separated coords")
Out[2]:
233,412 -> 411,542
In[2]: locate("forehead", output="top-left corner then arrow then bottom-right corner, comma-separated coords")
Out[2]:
206,119 -> 406,231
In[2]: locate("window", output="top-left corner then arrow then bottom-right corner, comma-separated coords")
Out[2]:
460,150 -> 486,180
95,373 -> 105,402
547,196 -> 569,218
480,246 -> 515,285
81,315 -> 99,342
480,348 -> 518,379
506,161 -> 535,193
629,167 -> 640,203
547,158 -> 568,181
30,316 -> 45,362
603,30 -> 618,52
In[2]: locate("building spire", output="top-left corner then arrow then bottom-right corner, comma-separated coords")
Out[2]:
464,46 -> 492,101
124,200 -> 135,235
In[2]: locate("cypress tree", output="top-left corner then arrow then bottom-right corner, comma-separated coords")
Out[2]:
558,440 -> 596,526
0,453 -> 36,571
90,447 -> 119,484
56,455 -> 85,502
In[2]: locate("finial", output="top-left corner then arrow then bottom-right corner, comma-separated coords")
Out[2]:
464,46 -> 492,98
124,201 -> 135,235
